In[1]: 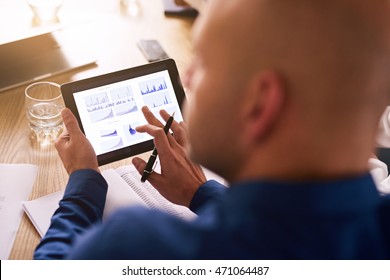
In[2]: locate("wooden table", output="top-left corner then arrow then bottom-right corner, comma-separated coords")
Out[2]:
0,0 -> 195,259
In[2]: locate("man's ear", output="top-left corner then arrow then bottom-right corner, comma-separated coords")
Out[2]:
241,70 -> 285,143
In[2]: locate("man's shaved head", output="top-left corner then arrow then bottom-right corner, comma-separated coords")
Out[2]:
198,0 -> 390,111
186,0 -> 390,181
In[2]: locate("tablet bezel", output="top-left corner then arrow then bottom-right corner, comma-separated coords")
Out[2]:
61,59 -> 186,166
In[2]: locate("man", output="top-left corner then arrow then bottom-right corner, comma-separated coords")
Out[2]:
35,0 -> 390,259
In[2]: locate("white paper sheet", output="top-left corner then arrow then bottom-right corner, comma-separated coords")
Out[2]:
0,164 -> 38,260
22,191 -> 63,237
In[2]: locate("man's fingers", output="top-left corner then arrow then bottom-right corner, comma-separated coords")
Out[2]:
175,0 -> 189,6
132,157 -> 165,187
54,128 -> 70,149
132,157 -> 146,175
135,123 -> 167,137
135,124 -> 172,157
141,106 -> 164,127
139,108 -> 185,144
160,110 -> 187,146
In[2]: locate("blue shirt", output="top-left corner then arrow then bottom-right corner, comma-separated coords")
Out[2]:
34,169 -> 390,259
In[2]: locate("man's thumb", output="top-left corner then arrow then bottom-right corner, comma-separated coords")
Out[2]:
61,108 -> 81,136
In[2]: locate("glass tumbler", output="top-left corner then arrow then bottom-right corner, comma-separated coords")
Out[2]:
25,81 -> 65,145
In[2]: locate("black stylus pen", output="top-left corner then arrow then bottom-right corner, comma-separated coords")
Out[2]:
141,112 -> 175,182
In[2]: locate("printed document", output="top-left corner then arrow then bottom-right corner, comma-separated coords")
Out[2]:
0,164 -> 38,259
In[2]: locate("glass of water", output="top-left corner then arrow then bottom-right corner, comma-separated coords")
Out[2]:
28,0 -> 63,23
25,82 -> 65,145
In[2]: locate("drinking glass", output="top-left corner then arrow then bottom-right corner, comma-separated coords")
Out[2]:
25,82 -> 65,145
28,0 -> 63,22
120,0 -> 141,16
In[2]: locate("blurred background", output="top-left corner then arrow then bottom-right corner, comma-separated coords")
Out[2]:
0,0 -> 195,82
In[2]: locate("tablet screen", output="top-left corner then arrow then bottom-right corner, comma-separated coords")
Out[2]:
61,59 -> 186,165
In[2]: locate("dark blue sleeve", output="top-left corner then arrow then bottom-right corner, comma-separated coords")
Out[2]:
34,169 -> 108,260
189,180 -> 227,214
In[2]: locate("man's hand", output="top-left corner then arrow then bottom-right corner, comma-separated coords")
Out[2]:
55,108 -> 99,175
132,106 -> 206,208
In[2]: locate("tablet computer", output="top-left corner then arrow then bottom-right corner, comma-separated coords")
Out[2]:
61,59 -> 186,166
